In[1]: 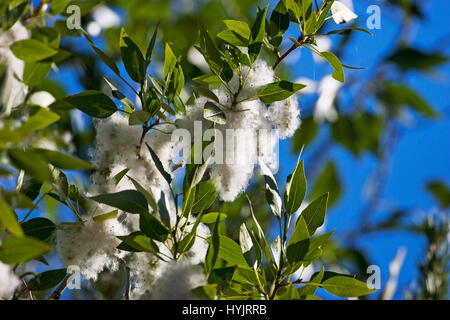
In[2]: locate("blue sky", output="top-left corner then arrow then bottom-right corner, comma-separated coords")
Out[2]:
274,0 -> 450,299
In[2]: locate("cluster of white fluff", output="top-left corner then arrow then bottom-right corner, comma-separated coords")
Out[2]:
56,112 -> 210,298
55,219 -> 128,281
56,113 -> 178,282
0,22 -> 28,114
130,218 -> 210,299
0,261 -> 21,299
139,261 -> 205,299
177,59 -> 302,201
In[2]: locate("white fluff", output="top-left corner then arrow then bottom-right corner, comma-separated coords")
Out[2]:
331,1 -> 358,24
28,91 -> 55,108
177,60 -> 302,201
55,218 -> 128,281
142,261 -> 206,299
314,75 -> 342,123
0,261 -> 21,299
0,22 -> 29,114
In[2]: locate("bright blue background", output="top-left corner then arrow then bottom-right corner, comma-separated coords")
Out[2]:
274,0 -> 450,299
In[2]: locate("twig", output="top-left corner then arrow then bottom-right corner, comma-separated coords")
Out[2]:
49,274 -> 72,300
272,36 -> 303,70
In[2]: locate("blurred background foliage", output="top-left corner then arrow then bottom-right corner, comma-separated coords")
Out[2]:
1,0 -> 449,299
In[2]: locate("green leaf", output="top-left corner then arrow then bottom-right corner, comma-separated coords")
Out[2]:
286,216 -> 310,265
64,90 -> 117,118
129,110 -> 152,125
23,61 -> 52,87
7,149 -> 53,182
0,236 -> 51,264
178,212 -> 204,254
205,214 -> 221,276
164,43 -> 177,80
120,28 -> 146,83
198,26 -> 222,76
284,158 -> 307,216
20,179 -> 42,201
21,217 -> 56,241
284,0 -> 301,21
90,190 -> 148,214
1,1 -> 27,30
299,267 -> 324,297
14,108 -> 60,138
82,29 -> 120,76
321,27 -> 373,36
217,20 -> 251,47
192,85 -> 220,104
211,235 -> 248,268
310,162 -> 341,208
292,116 -> 318,150
204,102 -> 226,124
126,175 -> 158,213
0,196 -> 24,237
239,223 -> 261,270
10,39 -> 58,62
0,190 -> 33,209
34,149 -> 94,170
139,212 -> 169,242
50,0 -> 71,14
93,209 -> 118,222
301,193 -> 328,236
248,5 -> 268,63
217,30 -> 248,47
52,169 -> 70,201
377,83 -> 438,118
30,268 -> 67,291
316,0 -> 334,29
145,24 -> 159,65
113,168 -> 129,185
268,1 -> 290,48
104,78 -> 135,111
259,160 -> 282,218
117,232 -> 159,253
208,266 -> 236,286
192,74 -> 223,88
223,20 -> 251,41
257,81 -> 305,104
191,180 -> 218,213
200,212 -> 227,224
146,143 -> 172,186
330,112 -> 383,156
320,51 -> 345,83
426,181 -> 450,208
320,276 -> 376,297
387,48 -> 448,71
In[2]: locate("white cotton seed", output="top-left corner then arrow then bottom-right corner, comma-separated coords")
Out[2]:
177,59 -> 302,201
55,218 -> 128,281
0,261 -> 21,299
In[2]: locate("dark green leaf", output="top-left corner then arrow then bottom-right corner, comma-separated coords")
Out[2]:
284,158 -> 307,216
64,90 -> 117,118
90,190 -> 148,214
30,268 -> 67,291
21,217 -> 56,241
139,211 -> 169,242
120,28 -> 146,83
257,81 -> 305,104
